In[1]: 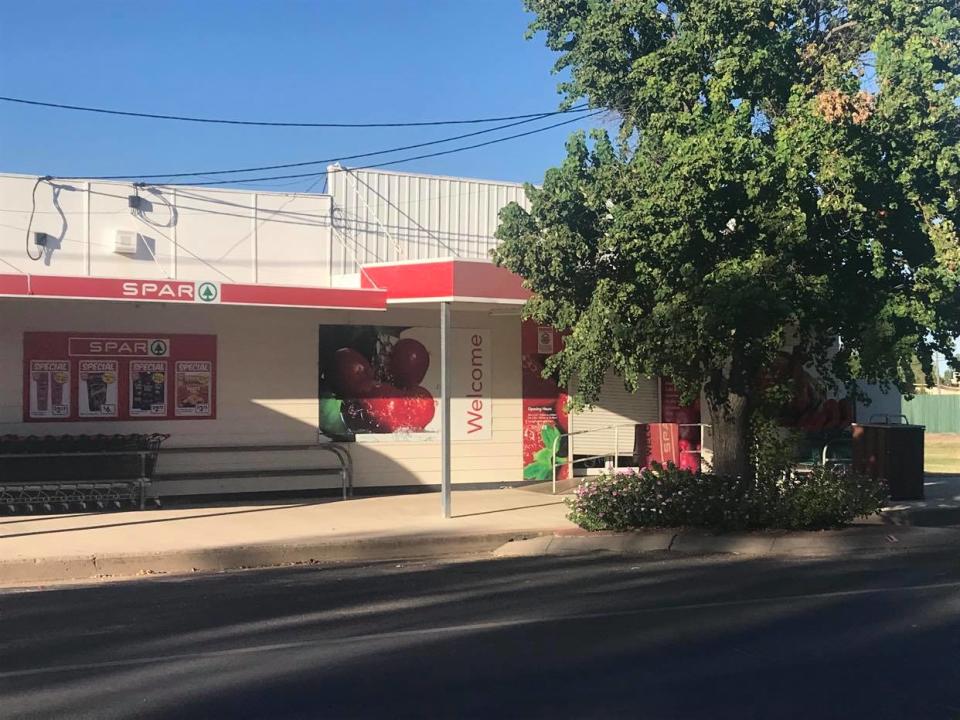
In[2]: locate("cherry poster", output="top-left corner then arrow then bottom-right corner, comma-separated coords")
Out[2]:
22,332 -> 216,422
521,320 -> 569,481
317,324 -> 491,441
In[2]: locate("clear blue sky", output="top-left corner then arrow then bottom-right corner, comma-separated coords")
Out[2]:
0,1 -> 602,190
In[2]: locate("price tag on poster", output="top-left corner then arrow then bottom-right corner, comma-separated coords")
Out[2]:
175,361 -> 213,417
129,360 -> 168,417
29,360 -> 70,418
78,360 -> 118,417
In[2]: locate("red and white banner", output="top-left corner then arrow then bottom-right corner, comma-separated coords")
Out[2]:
521,320 -> 569,481
0,274 -> 387,310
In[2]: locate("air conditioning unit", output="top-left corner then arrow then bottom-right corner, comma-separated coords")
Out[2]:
114,230 -> 140,254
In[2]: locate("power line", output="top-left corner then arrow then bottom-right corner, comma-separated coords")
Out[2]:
0,94 -> 589,128
62,107 -> 592,182
167,111 -> 606,187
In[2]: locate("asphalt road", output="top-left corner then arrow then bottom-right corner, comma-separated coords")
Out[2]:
2,548 -> 960,719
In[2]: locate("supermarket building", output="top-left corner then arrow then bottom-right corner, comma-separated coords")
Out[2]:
0,167 -> 701,499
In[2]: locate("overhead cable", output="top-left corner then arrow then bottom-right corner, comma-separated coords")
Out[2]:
0,94 -> 589,128
168,110 -> 606,187
62,107 -> 594,181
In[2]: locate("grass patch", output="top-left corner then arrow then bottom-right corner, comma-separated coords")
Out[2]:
926,433 -> 960,474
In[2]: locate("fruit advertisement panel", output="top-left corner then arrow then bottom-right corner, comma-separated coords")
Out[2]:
660,378 -> 702,471
763,349 -> 855,431
22,332 -> 216,421
521,320 -> 569,481
317,324 -> 491,441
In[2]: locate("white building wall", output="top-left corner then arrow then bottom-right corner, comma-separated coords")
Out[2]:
327,166 -> 530,274
856,381 -> 903,423
0,174 -> 334,287
0,298 -> 522,490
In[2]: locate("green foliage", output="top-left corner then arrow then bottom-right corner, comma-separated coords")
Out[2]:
496,0 -> 960,468
749,412 -> 800,480
566,462 -> 888,532
523,424 -> 567,480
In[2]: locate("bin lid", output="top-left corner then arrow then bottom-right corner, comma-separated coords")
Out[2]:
852,422 -> 925,430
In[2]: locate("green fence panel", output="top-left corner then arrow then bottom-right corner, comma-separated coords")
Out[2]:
902,395 -> 960,433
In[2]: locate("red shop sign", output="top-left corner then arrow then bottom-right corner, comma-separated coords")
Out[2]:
23,332 -> 217,422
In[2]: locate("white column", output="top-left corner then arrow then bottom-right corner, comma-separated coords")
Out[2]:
440,301 -> 452,518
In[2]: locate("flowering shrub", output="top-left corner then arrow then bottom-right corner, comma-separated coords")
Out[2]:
566,463 -> 888,532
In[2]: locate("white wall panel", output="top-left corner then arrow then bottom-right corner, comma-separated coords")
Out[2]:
0,174 -> 334,287
328,166 -> 529,275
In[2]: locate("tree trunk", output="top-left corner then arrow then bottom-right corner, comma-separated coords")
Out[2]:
706,393 -> 752,478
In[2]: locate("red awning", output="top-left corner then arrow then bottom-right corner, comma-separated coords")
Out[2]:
359,259 -> 530,305
0,260 -> 528,310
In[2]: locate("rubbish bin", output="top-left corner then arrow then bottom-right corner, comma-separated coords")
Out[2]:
852,416 -> 925,501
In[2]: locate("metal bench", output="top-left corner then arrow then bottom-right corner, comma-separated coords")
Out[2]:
0,434 -> 169,514
152,443 -> 353,501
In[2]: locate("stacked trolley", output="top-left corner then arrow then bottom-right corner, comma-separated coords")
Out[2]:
0,434 -> 168,514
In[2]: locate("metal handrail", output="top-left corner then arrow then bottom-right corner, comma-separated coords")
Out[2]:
159,443 -> 354,500
549,422 -> 712,494
549,422 -> 636,495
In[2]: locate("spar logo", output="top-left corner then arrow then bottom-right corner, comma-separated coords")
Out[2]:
118,280 -> 221,304
197,282 -> 219,303
68,337 -> 170,357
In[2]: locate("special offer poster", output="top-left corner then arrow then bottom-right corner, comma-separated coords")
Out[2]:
521,320 -> 569,481
28,360 -> 70,419
79,360 -> 118,417
175,361 -> 213,417
317,324 -> 491,441
129,361 -> 168,417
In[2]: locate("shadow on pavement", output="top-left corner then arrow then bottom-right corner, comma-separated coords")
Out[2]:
1,548 -> 959,718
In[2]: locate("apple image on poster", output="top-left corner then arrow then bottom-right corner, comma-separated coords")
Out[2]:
319,327 -> 439,439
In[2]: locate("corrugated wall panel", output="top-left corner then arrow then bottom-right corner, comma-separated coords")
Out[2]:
903,395 -> 960,433
328,166 -> 530,275
571,372 -> 661,457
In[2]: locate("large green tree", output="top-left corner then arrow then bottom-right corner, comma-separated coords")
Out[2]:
495,0 -> 960,476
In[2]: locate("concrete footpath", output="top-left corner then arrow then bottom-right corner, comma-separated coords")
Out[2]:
881,473 -> 960,526
3,479 -> 960,587
0,489 -> 573,585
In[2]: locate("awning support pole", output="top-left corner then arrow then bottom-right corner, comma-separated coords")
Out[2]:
440,301 -> 452,518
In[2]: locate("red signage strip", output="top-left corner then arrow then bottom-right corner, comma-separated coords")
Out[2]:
360,261 -> 455,299
0,274 -> 30,295
453,261 -> 531,301
219,283 -> 386,310
0,274 -> 387,310
360,260 -> 530,303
